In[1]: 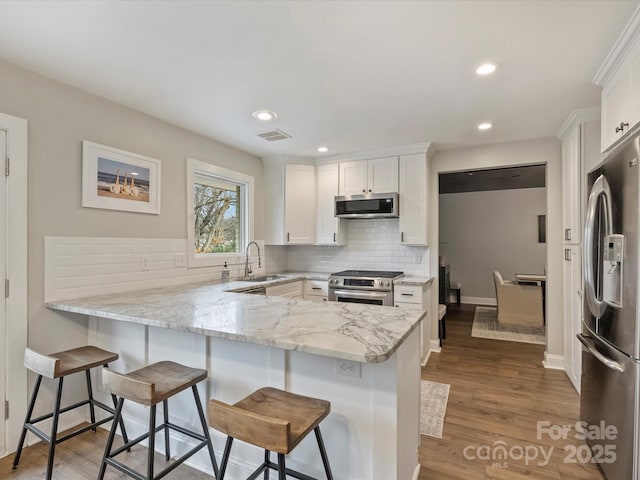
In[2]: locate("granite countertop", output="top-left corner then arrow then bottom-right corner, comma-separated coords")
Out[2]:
394,276 -> 433,286
47,273 -> 424,364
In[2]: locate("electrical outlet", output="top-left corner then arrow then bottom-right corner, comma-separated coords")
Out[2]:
173,253 -> 186,268
140,254 -> 149,271
336,359 -> 361,378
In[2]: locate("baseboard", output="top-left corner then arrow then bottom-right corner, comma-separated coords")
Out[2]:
461,296 -> 496,306
429,340 -> 442,357
542,351 -> 565,370
412,462 -> 421,480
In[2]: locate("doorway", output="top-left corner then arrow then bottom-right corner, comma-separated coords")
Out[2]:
0,112 -> 28,458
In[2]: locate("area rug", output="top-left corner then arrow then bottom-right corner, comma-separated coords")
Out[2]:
471,306 -> 545,345
420,380 -> 450,439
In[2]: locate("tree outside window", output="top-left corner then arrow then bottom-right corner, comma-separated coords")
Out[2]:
193,174 -> 242,254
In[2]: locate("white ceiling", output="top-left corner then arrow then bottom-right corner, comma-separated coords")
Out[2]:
0,1 -> 637,159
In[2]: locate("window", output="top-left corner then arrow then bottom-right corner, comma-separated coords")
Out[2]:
187,158 -> 254,267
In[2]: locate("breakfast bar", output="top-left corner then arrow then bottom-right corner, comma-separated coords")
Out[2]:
47,276 -> 425,480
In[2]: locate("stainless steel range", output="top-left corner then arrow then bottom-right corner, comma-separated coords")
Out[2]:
328,270 -> 404,306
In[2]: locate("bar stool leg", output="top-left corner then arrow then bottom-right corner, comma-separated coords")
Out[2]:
218,436 -> 234,480
12,374 -> 43,469
264,450 -> 270,480
163,399 -> 170,461
98,396 -> 124,480
315,426 -> 334,480
148,405 -> 156,480
85,369 -> 97,432
46,377 -> 64,480
277,453 -> 286,480
192,385 -> 219,478
104,363 -> 130,450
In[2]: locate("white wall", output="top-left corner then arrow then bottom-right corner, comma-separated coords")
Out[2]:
439,187 -> 546,301
0,58 -> 264,427
429,137 -> 563,362
284,218 -> 430,276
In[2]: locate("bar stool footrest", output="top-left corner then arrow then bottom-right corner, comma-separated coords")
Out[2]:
106,421 -> 211,480
247,460 -> 320,480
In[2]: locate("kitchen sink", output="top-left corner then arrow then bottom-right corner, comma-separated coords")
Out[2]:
242,274 -> 290,282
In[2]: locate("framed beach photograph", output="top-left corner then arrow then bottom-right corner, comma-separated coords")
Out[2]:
82,141 -> 161,214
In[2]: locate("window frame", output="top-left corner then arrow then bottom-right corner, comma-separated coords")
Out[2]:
186,157 -> 254,268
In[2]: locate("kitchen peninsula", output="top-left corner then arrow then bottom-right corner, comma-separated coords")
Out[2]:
47,275 -> 425,480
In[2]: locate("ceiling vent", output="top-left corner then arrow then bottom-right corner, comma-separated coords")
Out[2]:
256,129 -> 292,142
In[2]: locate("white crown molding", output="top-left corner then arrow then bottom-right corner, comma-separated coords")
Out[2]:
314,142 -> 433,165
593,5 -> 640,86
556,107 -> 600,140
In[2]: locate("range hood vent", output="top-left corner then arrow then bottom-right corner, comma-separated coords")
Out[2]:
256,129 -> 292,142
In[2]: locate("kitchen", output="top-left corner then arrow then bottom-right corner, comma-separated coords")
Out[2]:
0,1 -> 638,480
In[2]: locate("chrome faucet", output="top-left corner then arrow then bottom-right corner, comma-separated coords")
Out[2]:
244,241 -> 262,278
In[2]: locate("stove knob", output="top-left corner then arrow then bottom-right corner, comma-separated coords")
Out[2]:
386,281 -> 390,287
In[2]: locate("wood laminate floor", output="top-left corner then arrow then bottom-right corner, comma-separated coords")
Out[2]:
0,304 -> 605,480
419,304 -> 604,480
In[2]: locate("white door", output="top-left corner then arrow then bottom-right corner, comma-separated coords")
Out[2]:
0,130 -> 6,455
284,164 -> 316,244
367,156 -> 398,193
338,160 -> 368,195
316,163 -> 341,245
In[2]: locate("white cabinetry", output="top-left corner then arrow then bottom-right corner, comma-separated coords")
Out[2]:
398,153 -> 428,246
394,283 -> 431,364
561,124 -> 581,244
315,163 -> 344,245
595,14 -> 640,152
264,161 -> 316,245
563,245 -> 582,392
266,280 -> 303,299
338,156 -> 398,195
303,279 -> 328,302
557,108 -> 600,393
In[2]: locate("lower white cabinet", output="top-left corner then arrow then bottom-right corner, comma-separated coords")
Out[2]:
394,283 -> 431,364
303,279 -> 328,302
266,281 -> 303,299
563,245 -> 582,392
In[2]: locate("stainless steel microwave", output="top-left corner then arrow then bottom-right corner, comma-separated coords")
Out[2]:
334,192 -> 399,219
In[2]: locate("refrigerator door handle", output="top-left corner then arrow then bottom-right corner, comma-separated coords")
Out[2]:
577,333 -> 625,373
583,174 -> 613,318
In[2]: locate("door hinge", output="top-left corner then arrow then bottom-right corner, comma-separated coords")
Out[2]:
4,278 -> 8,298
4,400 -> 8,420
5,157 -> 9,176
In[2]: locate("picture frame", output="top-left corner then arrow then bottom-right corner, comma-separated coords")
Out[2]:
82,141 -> 161,215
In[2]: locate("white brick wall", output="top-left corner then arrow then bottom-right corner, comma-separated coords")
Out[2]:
44,237 -> 265,302
285,219 -> 430,275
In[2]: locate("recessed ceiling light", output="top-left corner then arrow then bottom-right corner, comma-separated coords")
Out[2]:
317,146 -> 329,153
252,110 -> 277,121
476,63 -> 497,75
478,122 -> 493,131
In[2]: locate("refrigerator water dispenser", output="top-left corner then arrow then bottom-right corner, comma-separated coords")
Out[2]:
603,234 -> 624,308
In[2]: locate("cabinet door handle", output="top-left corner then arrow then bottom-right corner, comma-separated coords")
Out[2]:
616,122 -> 629,133
333,232 -> 336,242
565,228 -> 571,241
312,287 -> 322,290
368,189 -> 372,192
401,232 -> 404,242
287,232 -> 290,242
565,248 -> 571,261
401,293 -> 414,297
362,189 -> 366,193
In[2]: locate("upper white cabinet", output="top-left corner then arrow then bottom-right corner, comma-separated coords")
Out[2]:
595,10 -> 640,152
557,108 -> 600,245
561,124 -> 581,244
398,153 -> 428,246
338,156 -> 398,195
315,163 -> 344,245
264,161 -> 316,245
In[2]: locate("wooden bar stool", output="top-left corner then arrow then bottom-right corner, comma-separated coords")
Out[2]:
208,387 -> 333,480
98,361 -> 218,480
12,345 -> 129,480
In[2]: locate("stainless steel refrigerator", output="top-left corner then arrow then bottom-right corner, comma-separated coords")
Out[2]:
581,134 -> 640,480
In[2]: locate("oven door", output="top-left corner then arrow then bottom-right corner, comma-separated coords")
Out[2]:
329,288 -> 392,306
